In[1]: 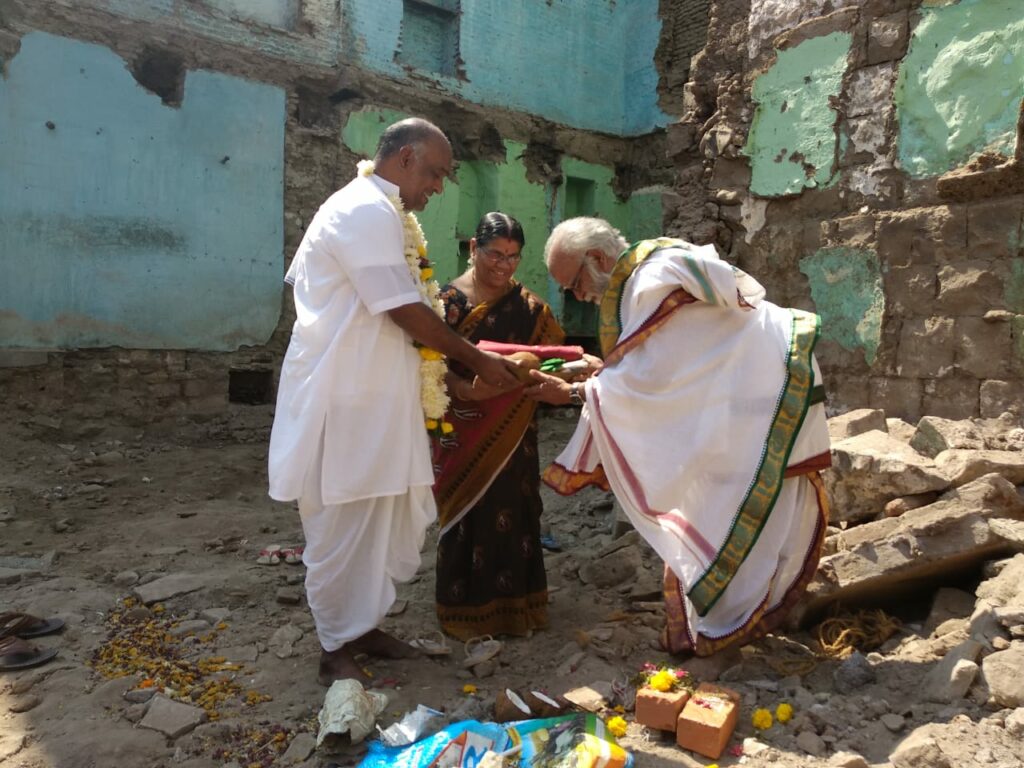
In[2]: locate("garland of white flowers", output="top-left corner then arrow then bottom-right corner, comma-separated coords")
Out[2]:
358,160 -> 452,436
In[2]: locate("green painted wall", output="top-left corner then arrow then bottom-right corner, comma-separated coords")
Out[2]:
745,31 -> 852,197
800,247 -> 885,365
896,0 -> 1024,178
340,108 -> 662,336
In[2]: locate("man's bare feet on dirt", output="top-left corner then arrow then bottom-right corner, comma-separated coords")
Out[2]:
318,646 -> 372,687
350,628 -> 422,659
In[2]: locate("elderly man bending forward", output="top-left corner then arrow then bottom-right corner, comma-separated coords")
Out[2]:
527,217 -> 831,657
269,118 -> 519,684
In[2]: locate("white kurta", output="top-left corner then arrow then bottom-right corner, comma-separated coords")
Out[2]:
268,174 -> 435,504
551,244 -> 830,651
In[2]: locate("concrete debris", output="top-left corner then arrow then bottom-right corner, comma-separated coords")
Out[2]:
828,408 -> 887,442
889,732 -> 951,768
138,695 -> 207,739
832,651 -> 876,693
132,573 -> 208,605
981,647 -> 1024,707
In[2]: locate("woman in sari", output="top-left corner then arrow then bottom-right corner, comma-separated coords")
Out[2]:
432,212 -> 566,641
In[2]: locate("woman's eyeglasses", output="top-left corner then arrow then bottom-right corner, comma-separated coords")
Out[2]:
479,247 -> 521,264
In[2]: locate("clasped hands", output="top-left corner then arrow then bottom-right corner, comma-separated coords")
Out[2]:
456,353 -> 603,404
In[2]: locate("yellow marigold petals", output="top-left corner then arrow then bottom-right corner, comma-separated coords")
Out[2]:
752,708 -> 773,730
418,347 -> 443,361
420,267 -> 434,280
775,702 -> 794,723
425,418 -> 439,430
462,684 -> 477,694
441,422 -> 454,434
648,669 -> 676,692
606,715 -> 628,738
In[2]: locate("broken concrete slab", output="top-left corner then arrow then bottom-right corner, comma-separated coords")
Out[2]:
825,430 -> 950,523
981,647 -> 1024,707
935,449 -> 1024,487
578,545 -> 642,588
133,573 -> 208,605
138,694 -> 207,739
910,416 -> 985,457
990,518 -> 1024,549
801,474 -> 1024,618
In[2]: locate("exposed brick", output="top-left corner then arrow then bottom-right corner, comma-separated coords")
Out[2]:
980,380 -> 1024,418
966,199 -> 1024,260
876,206 -> 968,268
869,377 -> 923,423
897,318 -> 955,378
867,12 -> 909,65
922,378 -> 980,419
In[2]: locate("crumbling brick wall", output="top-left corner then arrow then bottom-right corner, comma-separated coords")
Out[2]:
666,0 -> 1024,421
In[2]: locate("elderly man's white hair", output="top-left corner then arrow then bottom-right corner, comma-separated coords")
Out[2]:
544,217 -> 629,268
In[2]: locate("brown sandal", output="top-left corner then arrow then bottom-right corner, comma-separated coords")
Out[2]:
0,612 -> 65,640
0,635 -> 58,671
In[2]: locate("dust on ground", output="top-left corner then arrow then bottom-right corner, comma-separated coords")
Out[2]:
0,405 -> 1019,768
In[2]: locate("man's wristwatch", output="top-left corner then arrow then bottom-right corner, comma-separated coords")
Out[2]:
568,383 -> 585,406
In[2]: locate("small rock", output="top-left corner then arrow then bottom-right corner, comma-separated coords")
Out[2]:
562,682 -> 612,712
199,607 -> 231,624
124,688 -> 156,704
982,647 -> 1024,707
833,652 -> 876,693
8,695 -> 41,713
796,730 -> 828,757
282,732 -> 317,764
10,675 -> 42,695
169,619 -> 210,638
742,737 -> 770,755
471,660 -> 496,678
829,751 -> 870,768
276,588 -> 302,605
556,650 -> 587,677
53,518 -> 71,533
880,713 -> 905,732
217,645 -> 259,663
138,695 -> 206,738
1004,707 -> 1024,737
133,573 -> 207,605
974,748 -> 995,764
124,702 -> 149,723
113,570 -> 140,587
890,734 -> 951,768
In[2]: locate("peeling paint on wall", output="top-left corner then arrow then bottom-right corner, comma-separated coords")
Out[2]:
344,0 -> 669,135
895,0 -> 1024,178
746,31 -> 852,197
0,32 -> 286,351
800,247 -> 885,364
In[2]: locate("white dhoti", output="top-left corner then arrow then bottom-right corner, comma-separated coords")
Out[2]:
299,442 -> 436,652
546,240 -> 831,656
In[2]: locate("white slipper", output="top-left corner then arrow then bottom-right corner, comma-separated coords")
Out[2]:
462,634 -> 503,667
408,631 -> 452,657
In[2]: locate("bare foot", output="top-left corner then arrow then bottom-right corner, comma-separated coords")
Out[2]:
350,628 -> 421,659
318,646 -> 372,687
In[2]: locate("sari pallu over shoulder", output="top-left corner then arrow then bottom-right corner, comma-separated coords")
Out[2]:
432,285 -> 564,535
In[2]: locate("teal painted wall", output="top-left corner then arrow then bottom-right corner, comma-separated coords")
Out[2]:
341,108 -> 663,334
800,247 -> 885,365
746,31 -> 852,197
0,32 -> 286,351
896,0 -> 1024,178
343,0 -> 670,136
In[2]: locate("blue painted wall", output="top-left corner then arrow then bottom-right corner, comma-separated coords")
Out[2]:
0,32 -> 286,351
344,0 -> 670,135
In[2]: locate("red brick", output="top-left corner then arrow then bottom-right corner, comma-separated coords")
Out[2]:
635,687 -> 690,732
675,683 -> 740,759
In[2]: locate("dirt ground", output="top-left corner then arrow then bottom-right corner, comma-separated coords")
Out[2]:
1,404 -> 1021,768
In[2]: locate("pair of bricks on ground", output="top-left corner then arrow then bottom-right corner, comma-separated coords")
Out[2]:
634,682 -> 741,759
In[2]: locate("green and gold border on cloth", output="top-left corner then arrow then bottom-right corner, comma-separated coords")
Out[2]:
688,308 -> 822,617
598,238 -> 688,357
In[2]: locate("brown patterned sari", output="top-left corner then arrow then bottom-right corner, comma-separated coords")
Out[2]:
433,281 -> 564,641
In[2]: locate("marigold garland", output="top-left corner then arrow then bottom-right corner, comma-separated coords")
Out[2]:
358,160 -> 452,436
